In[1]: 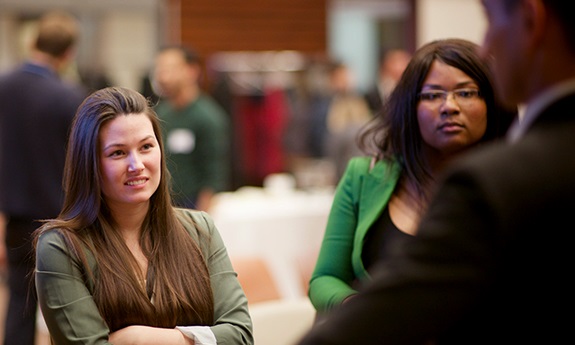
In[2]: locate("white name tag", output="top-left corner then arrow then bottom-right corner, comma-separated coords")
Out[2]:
167,129 -> 195,154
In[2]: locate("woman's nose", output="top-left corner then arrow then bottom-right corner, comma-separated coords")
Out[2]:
128,154 -> 144,172
440,93 -> 461,115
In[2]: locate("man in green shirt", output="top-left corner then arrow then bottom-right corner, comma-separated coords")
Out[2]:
153,45 -> 230,211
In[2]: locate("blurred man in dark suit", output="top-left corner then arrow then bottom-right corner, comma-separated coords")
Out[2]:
0,11 -> 86,345
364,48 -> 411,115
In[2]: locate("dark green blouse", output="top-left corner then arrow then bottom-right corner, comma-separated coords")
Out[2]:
35,209 -> 253,344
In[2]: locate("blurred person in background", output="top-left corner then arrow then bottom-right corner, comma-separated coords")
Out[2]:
33,86 -> 252,345
364,48 -> 412,115
309,61 -> 372,179
0,10 -> 86,345
153,45 -> 230,212
308,38 -> 516,315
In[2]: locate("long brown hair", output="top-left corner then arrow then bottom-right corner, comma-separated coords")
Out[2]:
34,86 -> 214,331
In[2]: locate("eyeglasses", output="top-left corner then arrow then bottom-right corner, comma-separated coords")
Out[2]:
418,89 -> 482,105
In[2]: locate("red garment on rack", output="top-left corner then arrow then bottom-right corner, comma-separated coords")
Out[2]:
233,88 -> 287,186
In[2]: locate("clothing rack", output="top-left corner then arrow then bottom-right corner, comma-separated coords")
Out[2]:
207,50 -> 306,95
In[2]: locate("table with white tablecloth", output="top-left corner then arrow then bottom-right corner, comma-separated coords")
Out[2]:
209,185 -> 334,300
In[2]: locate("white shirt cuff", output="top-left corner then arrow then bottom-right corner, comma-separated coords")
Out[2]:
176,326 -> 217,345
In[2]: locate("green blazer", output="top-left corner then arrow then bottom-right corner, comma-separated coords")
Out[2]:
308,156 -> 402,312
35,209 -> 253,345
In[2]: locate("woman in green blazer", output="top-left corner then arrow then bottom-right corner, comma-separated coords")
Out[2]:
33,87 -> 253,344
309,39 -> 516,313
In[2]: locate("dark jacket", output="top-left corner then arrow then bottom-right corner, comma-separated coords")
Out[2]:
0,62 -> 85,219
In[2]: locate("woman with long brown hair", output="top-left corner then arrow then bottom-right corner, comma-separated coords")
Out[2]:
33,86 -> 252,344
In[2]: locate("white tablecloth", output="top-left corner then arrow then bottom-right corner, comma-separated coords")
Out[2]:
209,186 -> 334,299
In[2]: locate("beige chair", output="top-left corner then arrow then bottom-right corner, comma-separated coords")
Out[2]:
230,256 -> 281,304
249,298 -> 316,345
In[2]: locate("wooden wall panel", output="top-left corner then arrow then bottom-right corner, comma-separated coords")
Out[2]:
179,0 -> 327,58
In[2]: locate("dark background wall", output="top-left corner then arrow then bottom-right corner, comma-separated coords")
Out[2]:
178,0 -> 327,57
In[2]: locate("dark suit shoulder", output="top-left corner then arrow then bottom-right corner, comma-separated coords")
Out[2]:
438,116 -> 575,235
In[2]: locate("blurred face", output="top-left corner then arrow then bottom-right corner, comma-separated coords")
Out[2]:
153,49 -> 197,99
417,60 -> 488,156
480,0 -> 528,106
99,114 -> 161,211
381,50 -> 411,82
331,66 -> 354,93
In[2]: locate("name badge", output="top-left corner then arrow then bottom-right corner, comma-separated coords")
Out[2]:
167,129 -> 195,154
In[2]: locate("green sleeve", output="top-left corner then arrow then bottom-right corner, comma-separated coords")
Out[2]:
191,211 -> 254,344
308,157 -> 370,313
195,100 -> 230,193
35,230 -> 112,345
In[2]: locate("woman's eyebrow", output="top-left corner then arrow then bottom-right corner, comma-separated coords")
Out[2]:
103,135 -> 156,151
